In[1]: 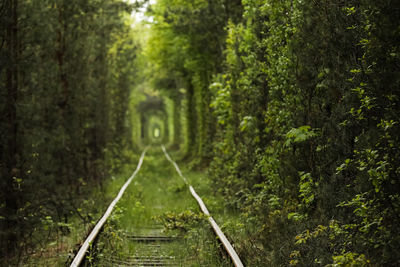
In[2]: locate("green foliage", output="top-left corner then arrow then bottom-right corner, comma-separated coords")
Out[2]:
330,252 -> 369,267
0,0 -> 139,262
2,0 -> 399,265
156,210 -> 206,232
204,0 -> 400,265
146,0 -> 242,160
285,126 -> 319,147
209,81 -> 231,126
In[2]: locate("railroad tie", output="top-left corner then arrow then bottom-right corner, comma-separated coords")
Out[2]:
107,230 -> 180,267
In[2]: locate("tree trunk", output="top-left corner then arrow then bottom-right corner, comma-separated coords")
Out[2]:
3,0 -> 19,256
186,82 -> 197,156
172,96 -> 181,148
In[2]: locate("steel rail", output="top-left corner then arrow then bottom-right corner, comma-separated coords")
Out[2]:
161,145 -> 244,267
70,148 -> 148,267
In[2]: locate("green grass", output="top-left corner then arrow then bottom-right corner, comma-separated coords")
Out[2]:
23,153 -> 141,266
90,146 -> 232,266
177,157 -> 248,263
24,147 -> 242,266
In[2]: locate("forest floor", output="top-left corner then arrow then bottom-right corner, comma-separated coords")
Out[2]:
28,146 -> 241,266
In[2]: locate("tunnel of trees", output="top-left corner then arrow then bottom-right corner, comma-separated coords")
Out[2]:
137,95 -> 169,145
1,0 -> 400,266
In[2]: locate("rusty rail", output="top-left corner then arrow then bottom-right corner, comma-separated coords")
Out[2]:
161,145 -> 244,267
70,148 -> 148,267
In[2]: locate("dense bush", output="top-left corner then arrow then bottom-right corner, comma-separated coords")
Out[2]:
146,0 -> 400,265
0,0 -> 138,262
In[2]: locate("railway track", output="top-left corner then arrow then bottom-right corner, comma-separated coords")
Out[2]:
102,226 -> 180,266
70,146 -> 243,267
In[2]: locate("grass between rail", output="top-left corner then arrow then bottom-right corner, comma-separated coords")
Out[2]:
168,149 -> 249,265
89,147 -> 232,266
25,146 -> 241,266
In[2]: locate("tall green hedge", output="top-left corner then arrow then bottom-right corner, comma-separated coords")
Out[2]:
145,0 -> 400,265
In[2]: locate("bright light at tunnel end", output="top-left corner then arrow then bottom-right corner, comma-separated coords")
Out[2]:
154,128 -> 160,138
